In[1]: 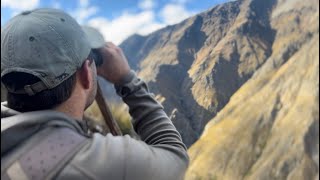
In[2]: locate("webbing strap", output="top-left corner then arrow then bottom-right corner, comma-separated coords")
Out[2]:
6,81 -> 48,96
2,128 -> 88,180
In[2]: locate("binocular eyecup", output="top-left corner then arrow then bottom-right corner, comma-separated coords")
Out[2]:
91,49 -> 104,67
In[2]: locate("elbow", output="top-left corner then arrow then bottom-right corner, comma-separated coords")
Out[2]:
176,153 -> 190,180
181,151 -> 190,169
169,147 -> 190,170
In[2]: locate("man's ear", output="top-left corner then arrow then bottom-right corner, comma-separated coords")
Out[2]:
78,60 -> 93,90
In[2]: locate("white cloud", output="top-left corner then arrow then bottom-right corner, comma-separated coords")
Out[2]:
172,0 -> 191,4
139,0 -> 155,10
86,1 -> 197,45
1,0 -> 39,10
79,0 -> 89,7
138,22 -> 165,35
51,0 -> 61,9
80,0 -> 196,45
11,10 -> 21,17
88,10 -> 165,45
71,0 -> 99,24
160,3 -> 195,25
74,6 -> 98,23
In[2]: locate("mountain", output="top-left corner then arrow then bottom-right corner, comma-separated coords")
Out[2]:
0,0 -> 318,178
121,0 -> 277,147
120,0 -> 319,179
122,1 -> 254,146
185,0 -> 319,179
187,32 -> 319,180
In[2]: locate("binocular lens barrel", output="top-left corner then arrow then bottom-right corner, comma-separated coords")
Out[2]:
91,50 -> 103,67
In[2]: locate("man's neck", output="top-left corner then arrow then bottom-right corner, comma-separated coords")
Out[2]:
54,92 -> 86,121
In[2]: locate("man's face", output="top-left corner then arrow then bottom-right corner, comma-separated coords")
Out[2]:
85,61 -> 98,109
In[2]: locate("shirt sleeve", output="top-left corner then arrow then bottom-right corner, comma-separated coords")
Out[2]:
58,71 -> 189,180
116,71 -> 189,179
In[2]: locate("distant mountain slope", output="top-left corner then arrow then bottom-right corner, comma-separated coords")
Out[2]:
185,0 -> 319,179
121,0 -> 278,146
120,0 -> 319,178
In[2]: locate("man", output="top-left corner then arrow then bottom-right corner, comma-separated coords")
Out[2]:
1,8 -> 189,180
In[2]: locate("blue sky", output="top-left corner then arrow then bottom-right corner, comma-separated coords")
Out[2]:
1,0 -> 230,44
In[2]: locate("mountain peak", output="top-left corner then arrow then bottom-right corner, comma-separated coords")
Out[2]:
121,0 -> 319,179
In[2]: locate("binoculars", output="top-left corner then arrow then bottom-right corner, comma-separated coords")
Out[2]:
91,49 -> 104,67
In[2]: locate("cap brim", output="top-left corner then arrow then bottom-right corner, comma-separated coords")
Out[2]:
82,25 -> 105,49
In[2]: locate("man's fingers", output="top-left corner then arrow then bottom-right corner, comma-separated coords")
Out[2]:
105,42 -> 117,49
103,42 -> 123,56
100,44 -> 116,56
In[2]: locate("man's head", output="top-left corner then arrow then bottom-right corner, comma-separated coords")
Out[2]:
1,8 -> 104,113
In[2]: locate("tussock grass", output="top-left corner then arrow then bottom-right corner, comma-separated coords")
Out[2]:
85,101 -> 134,136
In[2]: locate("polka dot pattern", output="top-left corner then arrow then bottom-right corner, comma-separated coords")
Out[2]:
18,128 -> 87,180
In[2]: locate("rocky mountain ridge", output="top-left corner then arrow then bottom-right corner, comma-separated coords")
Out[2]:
120,0 -> 319,179
121,0 -> 279,146
1,0 -> 318,179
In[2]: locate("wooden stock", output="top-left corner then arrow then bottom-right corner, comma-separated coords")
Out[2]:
95,82 -> 122,136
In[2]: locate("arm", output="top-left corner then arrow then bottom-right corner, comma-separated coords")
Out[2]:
101,71 -> 189,180
57,44 -> 189,180
99,42 -> 189,179
115,70 -> 188,159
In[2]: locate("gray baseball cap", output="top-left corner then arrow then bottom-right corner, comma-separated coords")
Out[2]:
82,25 -> 106,49
1,8 -> 105,96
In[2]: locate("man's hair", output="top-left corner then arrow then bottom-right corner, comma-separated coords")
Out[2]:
2,50 -> 97,112
2,72 -> 77,112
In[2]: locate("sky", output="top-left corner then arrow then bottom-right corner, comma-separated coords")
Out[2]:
1,0 -> 230,45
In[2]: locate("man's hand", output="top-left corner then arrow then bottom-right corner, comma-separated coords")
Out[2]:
96,42 -> 131,84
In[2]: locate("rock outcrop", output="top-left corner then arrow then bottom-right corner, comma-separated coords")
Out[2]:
121,0 -> 280,146
185,0 -> 319,179
120,0 -> 319,178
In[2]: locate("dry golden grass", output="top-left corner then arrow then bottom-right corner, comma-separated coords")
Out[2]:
85,101 -> 133,135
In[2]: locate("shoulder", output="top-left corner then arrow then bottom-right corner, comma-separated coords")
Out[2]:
57,133 -> 133,179
1,127 -> 90,180
58,133 -> 187,180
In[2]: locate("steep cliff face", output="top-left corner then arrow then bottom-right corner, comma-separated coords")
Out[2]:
120,0 -> 319,178
121,0 -> 280,146
186,0 -> 319,179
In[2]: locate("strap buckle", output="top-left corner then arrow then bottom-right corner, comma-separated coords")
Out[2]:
24,85 -> 35,96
